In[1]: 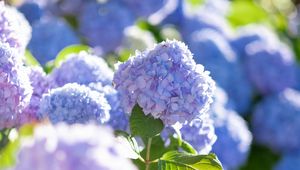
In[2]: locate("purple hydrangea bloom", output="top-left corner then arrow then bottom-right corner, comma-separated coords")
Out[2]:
188,29 -> 253,114
88,82 -> 129,131
274,152 -> 300,170
50,51 -> 113,87
0,2 -> 32,53
245,41 -> 297,94
210,86 -> 252,170
78,1 -> 134,54
28,17 -> 79,65
12,123 -> 137,170
252,88 -> 300,153
21,67 -> 56,124
38,83 -> 111,125
180,117 -> 217,154
18,2 -> 43,25
113,40 -> 215,125
0,44 -> 33,129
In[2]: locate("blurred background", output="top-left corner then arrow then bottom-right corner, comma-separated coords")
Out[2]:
1,0 -> 300,170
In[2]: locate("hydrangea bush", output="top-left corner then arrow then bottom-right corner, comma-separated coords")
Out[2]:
2,0 -> 300,169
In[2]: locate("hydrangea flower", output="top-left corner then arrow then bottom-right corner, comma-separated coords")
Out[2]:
18,2 -> 43,25
89,83 -> 129,131
0,44 -> 33,129
180,10 -> 233,44
161,0 -> 185,27
113,40 -> 215,125
21,67 -> 56,124
245,41 -> 297,94
121,0 -> 168,18
188,29 -> 253,114
51,0 -> 93,16
0,2 -> 32,53
12,123 -> 137,170
50,51 -> 113,87
180,117 -> 217,154
212,109 -> 252,170
79,1 -> 134,54
274,152 -> 300,170
230,25 -> 280,60
252,88 -> 300,153
38,83 -> 111,124
28,17 -> 79,65
209,86 -> 252,170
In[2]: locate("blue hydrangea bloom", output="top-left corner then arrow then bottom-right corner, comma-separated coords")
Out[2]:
38,83 -> 111,124
50,51 -> 113,87
114,40 -> 215,125
230,25 -> 280,60
209,86 -> 252,170
28,17 -> 79,65
18,2 -> 43,25
180,117 -> 217,154
0,2 -> 32,53
161,0 -> 184,26
51,0 -> 93,16
12,123 -> 138,170
88,82 -> 129,131
21,66 -> 56,124
0,44 -> 33,129
180,10 -> 233,44
294,66 -> 300,91
121,0 -> 168,18
188,29 -> 253,114
212,110 -> 252,170
252,88 -> 300,153
274,152 -> 300,170
79,1 -> 134,54
245,41 -> 297,94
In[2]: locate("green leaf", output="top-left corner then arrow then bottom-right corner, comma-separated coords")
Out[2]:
227,1 -> 268,27
181,140 -> 197,155
114,130 -> 141,159
141,136 -> 167,161
24,50 -> 40,66
54,44 -> 90,67
118,49 -> 133,62
130,105 -> 164,138
158,151 -> 223,170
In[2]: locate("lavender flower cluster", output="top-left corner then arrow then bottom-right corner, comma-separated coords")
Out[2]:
113,39 -> 215,126
0,43 -> 32,129
12,123 -> 137,170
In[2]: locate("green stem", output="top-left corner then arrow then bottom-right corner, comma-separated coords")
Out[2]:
145,137 -> 152,170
